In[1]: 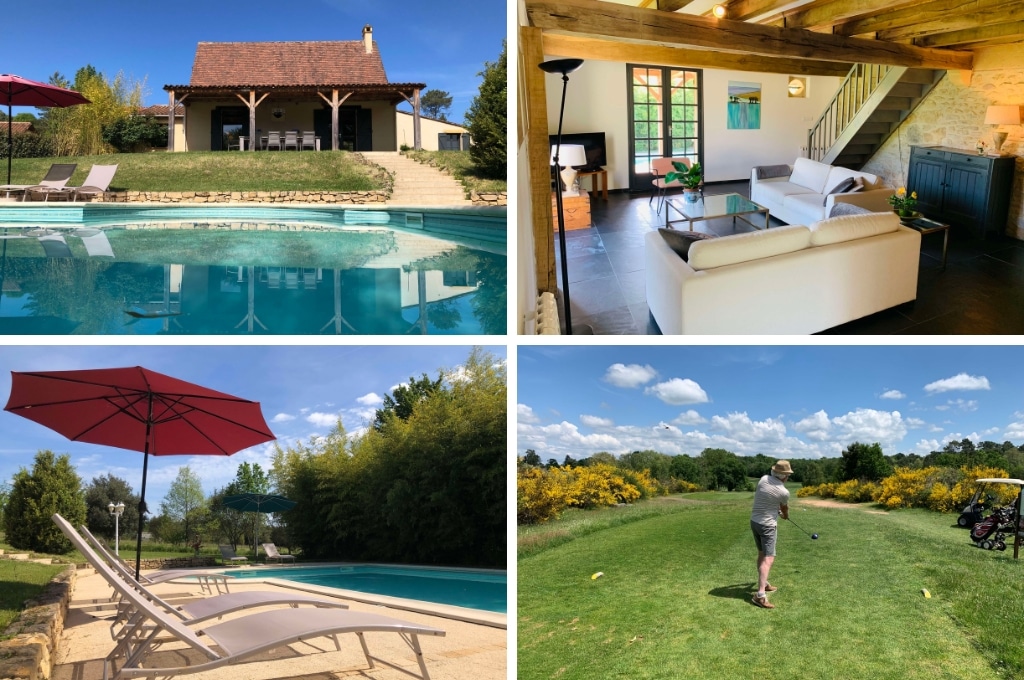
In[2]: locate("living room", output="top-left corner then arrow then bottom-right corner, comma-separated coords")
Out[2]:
516,0 -> 1024,335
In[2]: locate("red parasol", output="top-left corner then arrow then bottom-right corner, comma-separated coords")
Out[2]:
4,366 -> 275,578
0,74 -> 90,184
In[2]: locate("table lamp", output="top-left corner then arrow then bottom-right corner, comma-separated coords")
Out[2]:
984,105 -> 1020,154
551,144 -> 588,196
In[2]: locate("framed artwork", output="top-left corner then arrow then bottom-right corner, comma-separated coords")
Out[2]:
727,81 -> 761,129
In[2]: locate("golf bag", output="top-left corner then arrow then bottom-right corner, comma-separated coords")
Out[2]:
970,504 -> 1015,550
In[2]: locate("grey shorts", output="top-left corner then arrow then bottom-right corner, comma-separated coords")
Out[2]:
751,520 -> 777,557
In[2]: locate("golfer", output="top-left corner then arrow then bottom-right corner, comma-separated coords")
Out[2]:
750,460 -> 792,609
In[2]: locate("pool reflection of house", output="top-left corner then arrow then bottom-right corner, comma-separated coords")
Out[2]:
163,25 -> 427,152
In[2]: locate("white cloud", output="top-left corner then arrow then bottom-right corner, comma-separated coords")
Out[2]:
580,414 -> 614,428
645,378 -> 709,405
792,410 -> 832,441
672,409 -> 706,426
905,417 -> 926,429
271,413 -> 295,423
831,408 -> 906,444
709,412 -> 787,443
306,412 -> 341,427
603,363 -> 658,388
880,389 -> 905,400
356,392 -> 383,406
924,373 -> 991,394
945,399 -> 978,412
517,403 -> 540,424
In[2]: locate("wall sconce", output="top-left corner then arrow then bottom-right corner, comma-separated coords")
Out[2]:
788,76 -> 807,98
272,108 -> 285,119
984,104 -> 1020,154
712,4 -> 727,18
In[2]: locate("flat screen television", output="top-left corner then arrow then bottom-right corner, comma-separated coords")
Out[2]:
549,132 -> 606,172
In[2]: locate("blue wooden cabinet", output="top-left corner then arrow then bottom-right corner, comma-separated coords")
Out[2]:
907,145 -> 1015,239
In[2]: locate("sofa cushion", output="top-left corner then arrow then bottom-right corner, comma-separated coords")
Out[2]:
789,158 -> 832,193
809,212 -> 900,247
829,202 -> 874,218
754,179 -> 816,206
824,166 -> 880,193
687,224 -> 812,271
657,228 -> 716,261
821,177 -> 863,204
783,192 -> 830,225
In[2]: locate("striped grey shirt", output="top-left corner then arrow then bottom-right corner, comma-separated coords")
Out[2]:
751,474 -> 790,526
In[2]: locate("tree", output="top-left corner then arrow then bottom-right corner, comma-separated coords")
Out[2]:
839,442 -> 892,482
372,374 -> 444,431
84,474 -> 140,540
465,41 -> 506,179
0,481 -> 10,528
41,65 -> 146,156
102,114 -> 167,152
419,89 -> 453,121
522,449 -> 542,467
619,450 -> 672,481
4,451 -> 86,553
669,455 -> 701,485
159,466 -> 207,545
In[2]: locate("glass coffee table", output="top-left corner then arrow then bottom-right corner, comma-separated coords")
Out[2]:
665,193 -> 770,231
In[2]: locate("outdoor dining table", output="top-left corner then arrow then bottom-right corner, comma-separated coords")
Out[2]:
236,133 -> 319,150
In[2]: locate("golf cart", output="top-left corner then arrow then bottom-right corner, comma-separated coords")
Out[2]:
966,478 -> 1024,556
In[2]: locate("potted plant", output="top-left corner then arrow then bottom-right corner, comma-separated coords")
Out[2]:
888,186 -> 920,221
666,161 -> 703,202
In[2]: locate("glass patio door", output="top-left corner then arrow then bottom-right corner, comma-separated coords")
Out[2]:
628,65 -> 703,193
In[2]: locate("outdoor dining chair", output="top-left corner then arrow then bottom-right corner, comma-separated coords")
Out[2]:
265,131 -> 282,151
284,130 -> 299,151
301,131 -> 316,151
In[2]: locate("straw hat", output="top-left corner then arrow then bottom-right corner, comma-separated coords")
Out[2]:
772,460 -> 793,475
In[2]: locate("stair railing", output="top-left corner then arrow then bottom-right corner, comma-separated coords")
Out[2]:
807,64 -> 893,161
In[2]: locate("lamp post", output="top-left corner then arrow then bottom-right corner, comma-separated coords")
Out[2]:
108,501 -> 125,555
538,58 -> 592,335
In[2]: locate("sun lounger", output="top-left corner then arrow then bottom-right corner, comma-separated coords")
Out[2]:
0,163 -> 76,200
69,164 -> 118,201
52,514 -> 445,680
219,544 -> 248,563
262,542 -> 296,563
38,233 -> 72,258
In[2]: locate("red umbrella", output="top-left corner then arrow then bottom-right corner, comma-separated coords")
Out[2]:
0,74 -> 90,185
4,366 -> 275,578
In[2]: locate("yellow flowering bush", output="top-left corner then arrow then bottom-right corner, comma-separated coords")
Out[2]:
796,482 -> 839,498
517,466 -> 575,525
834,479 -> 880,503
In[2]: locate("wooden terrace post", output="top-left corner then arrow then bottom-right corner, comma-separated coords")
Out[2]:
167,91 -> 175,152
234,90 -> 268,151
412,87 -> 422,150
318,89 -> 352,151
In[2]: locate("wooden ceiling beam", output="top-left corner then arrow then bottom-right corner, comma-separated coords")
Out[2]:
878,2 -> 1024,41
542,33 -> 854,76
525,0 -> 973,70
834,0 -> 1017,37
656,0 -> 697,11
766,0 -> 918,31
723,0 -> 799,21
914,20 -> 1024,48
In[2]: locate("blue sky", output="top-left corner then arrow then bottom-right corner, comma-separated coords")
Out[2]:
3,0 -> 506,122
518,346 -> 1024,463
0,344 -> 503,507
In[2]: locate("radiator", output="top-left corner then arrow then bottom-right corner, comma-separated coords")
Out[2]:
534,292 -> 560,335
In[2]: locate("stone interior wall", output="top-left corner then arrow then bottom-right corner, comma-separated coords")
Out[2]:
862,44 -> 1024,239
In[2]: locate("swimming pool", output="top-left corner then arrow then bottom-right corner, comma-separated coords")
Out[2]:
228,565 -> 506,613
0,204 -> 505,335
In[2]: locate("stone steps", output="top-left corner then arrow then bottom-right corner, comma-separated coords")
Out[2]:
359,151 -> 472,207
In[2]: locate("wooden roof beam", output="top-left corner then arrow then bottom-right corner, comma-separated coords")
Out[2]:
834,0 -> 1018,37
525,0 -> 974,70
914,20 -> 1024,48
656,0 -> 698,11
765,0 -> 920,31
721,0 -> 800,21
878,2 -> 1024,41
542,33 -> 854,76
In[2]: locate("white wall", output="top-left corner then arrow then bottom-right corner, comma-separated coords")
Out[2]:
544,60 -> 842,187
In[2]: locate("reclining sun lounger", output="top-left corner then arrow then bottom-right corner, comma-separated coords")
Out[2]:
0,163 -> 77,200
53,514 -> 445,680
262,542 -> 296,563
38,233 -> 72,258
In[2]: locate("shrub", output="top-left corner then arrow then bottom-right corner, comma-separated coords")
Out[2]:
517,466 -> 575,525
0,132 -> 54,158
797,482 -> 839,498
465,42 -> 506,179
834,479 -> 880,503
3,451 -> 86,553
570,464 -> 641,508
666,478 -> 701,494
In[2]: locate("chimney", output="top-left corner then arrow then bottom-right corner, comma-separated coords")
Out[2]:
362,25 -> 373,54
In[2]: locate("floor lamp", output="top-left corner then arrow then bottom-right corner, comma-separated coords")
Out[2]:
538,58 -> 591,335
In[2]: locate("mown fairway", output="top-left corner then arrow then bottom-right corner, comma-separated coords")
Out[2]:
518,494 -> 1024,679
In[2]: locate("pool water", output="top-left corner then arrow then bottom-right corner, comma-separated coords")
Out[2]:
0,205 -> 506,335
230,565 -> 507,613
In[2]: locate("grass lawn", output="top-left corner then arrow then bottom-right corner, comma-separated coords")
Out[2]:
519,494 -> 1024,679
0,560 -> 64,635
5,151 -> 385,192
403,149 -> 507,194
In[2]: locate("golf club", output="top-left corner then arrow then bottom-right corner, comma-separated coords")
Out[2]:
786,516 -> 818,540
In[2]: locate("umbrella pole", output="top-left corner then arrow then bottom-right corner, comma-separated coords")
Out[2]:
135,396 -> 154,580
7,101 -> 12,186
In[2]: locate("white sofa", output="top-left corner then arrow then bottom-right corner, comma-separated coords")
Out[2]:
750,157 -> 893,225
645,212 -> 921,334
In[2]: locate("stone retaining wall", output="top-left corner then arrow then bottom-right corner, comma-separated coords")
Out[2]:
0,566 -> 76,680
100,190 -> 389,204
470,191 -> 508,207
135,556 -> 217,570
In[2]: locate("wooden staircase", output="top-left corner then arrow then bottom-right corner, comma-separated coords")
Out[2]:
808,64 -> 944,169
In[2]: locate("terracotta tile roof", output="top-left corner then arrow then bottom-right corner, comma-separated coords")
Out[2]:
189,41 -> 389,87
6,121 -> 34,134
140,104 -> 183,118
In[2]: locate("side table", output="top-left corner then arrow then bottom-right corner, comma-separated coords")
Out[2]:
904,216 -> 950,269
576,169 -> 608,200
551,190 -> 592,230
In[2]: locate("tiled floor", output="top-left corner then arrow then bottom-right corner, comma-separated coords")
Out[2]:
555,183 -> 1024,335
